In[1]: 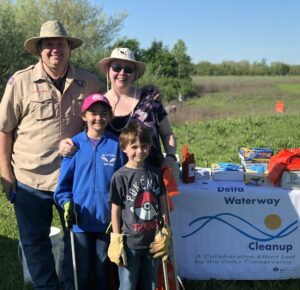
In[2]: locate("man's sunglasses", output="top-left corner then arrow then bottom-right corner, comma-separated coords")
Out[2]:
111,63 -> 135,74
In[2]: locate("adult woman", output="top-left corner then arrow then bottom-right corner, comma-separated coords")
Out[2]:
99,47 -> 177,169
101,48 -> 177,290
60,47 -> 177,172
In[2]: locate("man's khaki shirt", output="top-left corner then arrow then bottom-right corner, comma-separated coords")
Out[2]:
0,61 -> 103,191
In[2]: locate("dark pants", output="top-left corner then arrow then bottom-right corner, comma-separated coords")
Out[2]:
73,232 -> 109,290
118,246 -> 160,290
14,181 -> 74,290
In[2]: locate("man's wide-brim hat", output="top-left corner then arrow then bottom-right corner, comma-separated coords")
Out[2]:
99,48 -> 146,79
24,20 -> 83,55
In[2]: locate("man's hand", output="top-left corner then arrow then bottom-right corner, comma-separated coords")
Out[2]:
59,138 -> 77,157
0,131 -> 15,201
0,170 -> 16,201
149,224 -> 172,262
64,200 -> 77,229
108,233 -> 127,267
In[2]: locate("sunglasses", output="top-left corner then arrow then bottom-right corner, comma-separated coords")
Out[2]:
111,63 -> 135,74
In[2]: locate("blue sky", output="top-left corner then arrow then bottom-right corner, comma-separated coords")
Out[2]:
93,0 -> 300,64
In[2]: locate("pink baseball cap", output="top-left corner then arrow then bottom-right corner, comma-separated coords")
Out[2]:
81,93 -> 112,112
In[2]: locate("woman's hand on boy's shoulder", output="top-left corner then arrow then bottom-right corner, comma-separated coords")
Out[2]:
141,84 -> 160,101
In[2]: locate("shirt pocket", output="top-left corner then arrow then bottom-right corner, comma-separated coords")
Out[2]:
29,93 -> 54,120
72,94 -> 85,117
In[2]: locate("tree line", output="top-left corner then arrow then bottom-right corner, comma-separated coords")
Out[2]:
0,0 -> 194,102
194,59 -> 300,76
1,0 -> 299,103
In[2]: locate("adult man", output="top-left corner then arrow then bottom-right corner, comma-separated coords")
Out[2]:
0,20 -> 104,290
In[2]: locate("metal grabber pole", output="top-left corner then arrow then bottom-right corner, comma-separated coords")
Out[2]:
163,190 -> 181,290
70,229 -> 79,290
160,233 -> 170,290
67,200 -> 79,290
152,204 -> 170,290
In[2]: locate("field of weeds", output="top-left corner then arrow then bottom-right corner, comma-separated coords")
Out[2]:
167,76 -> 300,124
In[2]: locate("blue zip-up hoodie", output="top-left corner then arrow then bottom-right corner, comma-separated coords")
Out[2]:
54,130 -> 125,232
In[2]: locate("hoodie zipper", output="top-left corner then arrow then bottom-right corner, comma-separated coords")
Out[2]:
89,139 -> 98,214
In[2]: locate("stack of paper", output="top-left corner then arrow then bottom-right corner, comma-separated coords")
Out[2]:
195,167 -> 211,180
281,171 -> 300,189
211,162 -> 244,181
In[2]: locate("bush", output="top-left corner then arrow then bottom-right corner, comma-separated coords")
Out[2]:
140,76 -> 197,102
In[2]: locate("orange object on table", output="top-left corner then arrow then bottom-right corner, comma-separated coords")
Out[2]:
181,144 -> 195,183
268,148 -> 300,185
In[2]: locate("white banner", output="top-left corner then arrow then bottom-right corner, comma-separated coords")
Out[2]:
171,179 -> 300,280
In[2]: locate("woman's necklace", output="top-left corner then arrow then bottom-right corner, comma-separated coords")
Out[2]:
109,87 -> 137,132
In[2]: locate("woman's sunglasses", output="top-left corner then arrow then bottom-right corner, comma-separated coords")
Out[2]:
111,63 -> 135,74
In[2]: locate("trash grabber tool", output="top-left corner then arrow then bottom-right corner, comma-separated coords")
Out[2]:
70,229 -> 79,290
151,205 -> 170,290
66,200 -> 79,290
160,166 -> 182,289
158,218 -> 170,290
159,229 -> 170,290
163,188 -> 180,290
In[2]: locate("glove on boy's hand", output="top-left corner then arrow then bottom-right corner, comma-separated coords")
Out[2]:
149,224 -> 172,262
64,201 -> 77,229
108,233 -> 127,267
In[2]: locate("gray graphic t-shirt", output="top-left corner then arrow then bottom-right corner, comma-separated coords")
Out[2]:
109,165 -> 166,249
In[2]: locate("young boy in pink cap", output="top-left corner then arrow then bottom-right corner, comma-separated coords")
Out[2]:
54,93 -> 125,290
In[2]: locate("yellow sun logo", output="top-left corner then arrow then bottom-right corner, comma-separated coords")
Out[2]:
264,214 -> 282,230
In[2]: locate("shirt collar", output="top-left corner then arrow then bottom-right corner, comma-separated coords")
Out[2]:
32,60 -> 78,82
32,60 -> 48,82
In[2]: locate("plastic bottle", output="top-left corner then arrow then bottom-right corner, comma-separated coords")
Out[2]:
181,144 -> 195,183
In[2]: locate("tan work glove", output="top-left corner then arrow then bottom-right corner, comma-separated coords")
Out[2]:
149,224 -> 172,262
108,233 -> 127,267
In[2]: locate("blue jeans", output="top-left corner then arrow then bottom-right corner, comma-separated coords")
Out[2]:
118,246 -> 160,290
73,232 -> 109,290
14,181 -> 74,290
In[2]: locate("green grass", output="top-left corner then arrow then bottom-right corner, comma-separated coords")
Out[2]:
184,279 -> 300,290
276,83 -> 300,95
173,113 -> 300,167
0,199 -> 61,290
0,196 -> 29,289
168,76 -> 300,124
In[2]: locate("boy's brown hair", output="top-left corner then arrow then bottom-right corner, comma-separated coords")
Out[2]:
119,121 -> 152,150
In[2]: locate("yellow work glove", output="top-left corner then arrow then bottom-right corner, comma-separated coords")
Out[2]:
149,224 -> 172,262
64,200 -> 77,229
108,233 -> 127,267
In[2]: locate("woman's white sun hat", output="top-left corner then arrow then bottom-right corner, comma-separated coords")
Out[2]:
24,20 -> 83,55
99,47 -> 146,79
